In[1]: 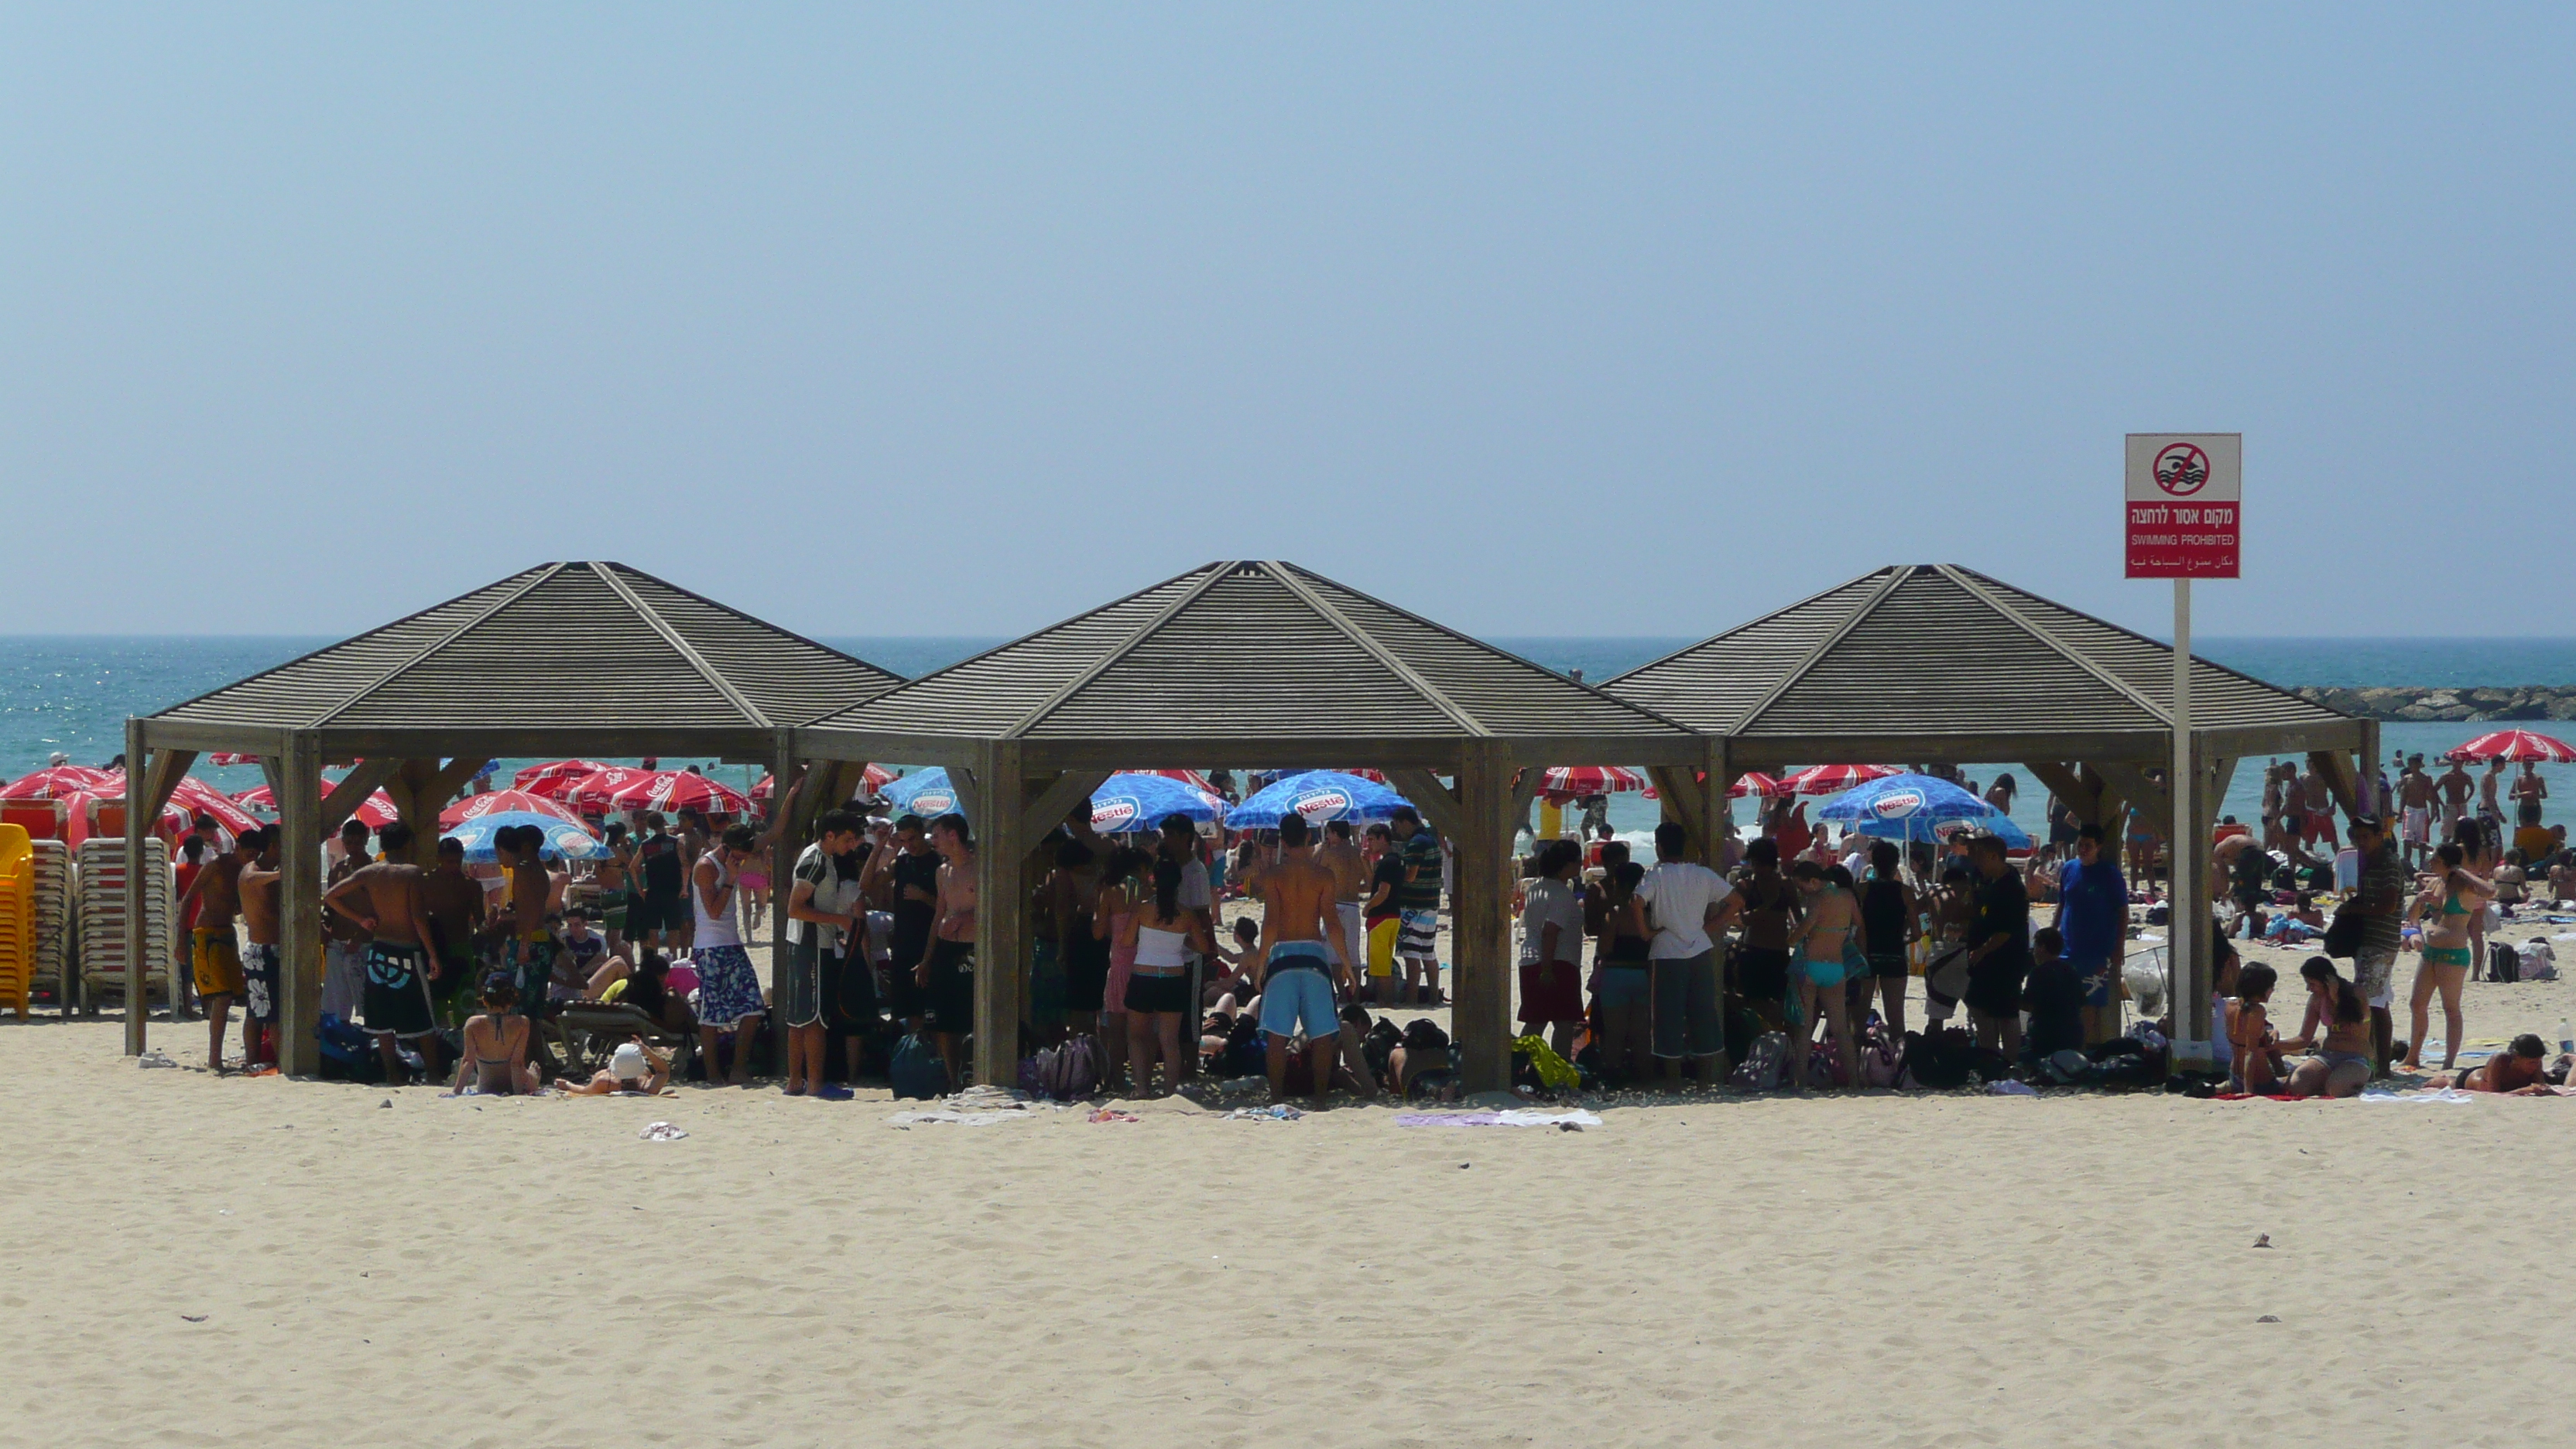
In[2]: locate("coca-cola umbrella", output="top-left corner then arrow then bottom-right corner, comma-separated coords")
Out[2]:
2443,729 -> 2576,764
512,760 -> 612,798
596,770 -> 752,817
1,765 -> 118,800
1728,772 -> 1789,800
1537,766 -> 1652,800
1777,763 -> 1899,796
440,790 -> 588,830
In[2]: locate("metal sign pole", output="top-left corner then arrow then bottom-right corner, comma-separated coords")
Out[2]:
2171,575 -> 2195,1043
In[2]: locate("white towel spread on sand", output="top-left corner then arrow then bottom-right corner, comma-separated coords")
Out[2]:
889,1086 -> 1048,1127
1394,1109 -> 1603,1128
2356,1090 -> 2475,1105
638,1122 -> 690,1139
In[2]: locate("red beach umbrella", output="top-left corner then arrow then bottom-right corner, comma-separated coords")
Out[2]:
2444,730 -> 2576,764
440,790 -> 588,830
753,763 -> 896,803
1537,766 -> 1653,800
597,771 -> 752,817
1727,772 -> 1789,800
1,766 -> 117,800
1778,763 -> 1899,796
513,760 -> 613,797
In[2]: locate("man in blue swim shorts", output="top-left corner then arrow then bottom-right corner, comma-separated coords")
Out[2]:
1245,814 -> 1362,1108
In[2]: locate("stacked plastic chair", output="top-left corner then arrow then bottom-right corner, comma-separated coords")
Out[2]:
0,826 -> 30,1017
30,839 -> 70,1008
75,836 -> 173,1014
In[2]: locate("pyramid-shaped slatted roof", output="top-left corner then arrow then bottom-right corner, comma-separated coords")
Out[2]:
1605,564 -> 2351,739
153,562 -> 900,734
807,560 -> 1688,743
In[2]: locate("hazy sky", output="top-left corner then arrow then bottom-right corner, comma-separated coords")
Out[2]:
6,5 -> 2567,642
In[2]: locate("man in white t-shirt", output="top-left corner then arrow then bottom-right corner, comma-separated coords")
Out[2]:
1634,821 -> 1742,1083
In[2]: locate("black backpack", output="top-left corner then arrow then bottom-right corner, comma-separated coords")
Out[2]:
2488,942 -> 2519,984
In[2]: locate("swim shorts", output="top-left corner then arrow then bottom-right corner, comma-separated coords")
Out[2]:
1649,950 -> 1723,1059
191,928 -> 247,999
1396,908 -> 1438,960
1259,944 -> 1339,1040
362,940 -> 437,1040
242,944 -> 280,1023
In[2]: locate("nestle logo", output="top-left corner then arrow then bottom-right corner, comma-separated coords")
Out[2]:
1870,790 -> 1925,818
1092,797 -> 1139,830
1293,788 -> 1351,820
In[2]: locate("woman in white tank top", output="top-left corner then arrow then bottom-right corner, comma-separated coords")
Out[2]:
1117,858 -> 1211,1096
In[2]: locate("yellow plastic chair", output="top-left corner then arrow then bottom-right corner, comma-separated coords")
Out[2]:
0,824 -> 33,1018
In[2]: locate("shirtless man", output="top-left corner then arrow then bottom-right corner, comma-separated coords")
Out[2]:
2397,756 -> 2436,868
2434,758 -> 2475,841
175,829 -> 256,1071
915,813 -> 978,1087
321,818 -> 375,1024
237,827 -> 283,1067
1242,814 -> 1361,1108
1315,820 -> 1370,989
2259,761 -> 2289,851
2478,759 -> 2508,847
420,836 -> 486,1026
323,820 -> 444,1083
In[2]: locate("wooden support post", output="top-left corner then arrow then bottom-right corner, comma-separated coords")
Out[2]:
122,721 -> 149,1056
276,733 -> 325,1077
771,735 -> 800,1040
1452,742 -> 1514,1093
2090,761 -> 2172,829
2075,764 -> 2126,834
2359,721 -> 2382,816
385,757 -> 488,866
969,744 -> 1026,1090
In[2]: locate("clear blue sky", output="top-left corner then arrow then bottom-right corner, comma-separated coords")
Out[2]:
5,5 -> 2567,641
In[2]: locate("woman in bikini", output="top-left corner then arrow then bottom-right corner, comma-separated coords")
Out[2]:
2280,956 -> 2374,1098
1783,860 -> 1861,1093
558,1037 -> 672,1095
2225,962 -> 2282,1094
448,975 -> 541,1096
2424,1033 -> 2554,1094
2400,841 -> 2492,1072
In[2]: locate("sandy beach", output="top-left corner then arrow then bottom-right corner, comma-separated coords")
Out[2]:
10,939 -> 2572,1448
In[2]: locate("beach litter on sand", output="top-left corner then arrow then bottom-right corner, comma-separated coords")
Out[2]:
1393,1109 -> 1602,1129
1222,1104 -> 1304,1122
638,1122 -> 690,1140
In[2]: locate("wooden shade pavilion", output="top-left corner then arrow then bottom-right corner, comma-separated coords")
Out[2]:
124,561 -> 902,1073
1604,564 -> 2372,1040
793,559 -> 1710,1091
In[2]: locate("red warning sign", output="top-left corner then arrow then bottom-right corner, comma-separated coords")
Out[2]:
2125,434 -> 2241,578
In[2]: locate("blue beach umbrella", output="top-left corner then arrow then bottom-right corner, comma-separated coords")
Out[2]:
441,811 -> 606,864
1088,772 -> 1225,832
1816,772 -> 2033,848
1228,770 -> 1415,831
879,767 -> 964,819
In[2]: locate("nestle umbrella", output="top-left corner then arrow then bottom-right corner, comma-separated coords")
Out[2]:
879,767 -> 965,818
1816,772 -> 2032,848
1228,770 -> 1414,831
1088,772 -> 1225,833
2444,729 -> 2576,764
440,812 -> 606,864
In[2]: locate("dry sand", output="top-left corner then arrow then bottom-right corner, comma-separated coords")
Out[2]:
8,921 -> 2574,1448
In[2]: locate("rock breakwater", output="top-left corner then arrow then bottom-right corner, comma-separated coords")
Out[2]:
2293,684 -> 2576,722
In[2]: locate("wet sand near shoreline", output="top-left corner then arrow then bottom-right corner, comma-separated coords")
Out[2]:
7,941 -> 2570,1447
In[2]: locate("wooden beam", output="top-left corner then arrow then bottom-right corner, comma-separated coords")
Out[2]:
316,757 -> 402,837
137,746 -> 199,825
1643,764 -> 1709,862
2308,749 -> 2361,820
1383,768 -> 1467,841
2078,764 -> 2126,841
2090,760 -> 2170,826
2024,762 -> 2098,826
968,744 -> 1024,1089
1019,769 -> 1112,848
1452,742 -> 1515,1093
276,732 -> 324,1077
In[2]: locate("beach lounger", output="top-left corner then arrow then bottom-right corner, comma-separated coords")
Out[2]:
553,999 -> 694,1078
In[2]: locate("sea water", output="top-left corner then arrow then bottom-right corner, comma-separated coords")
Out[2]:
5,635 -> 2570,840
